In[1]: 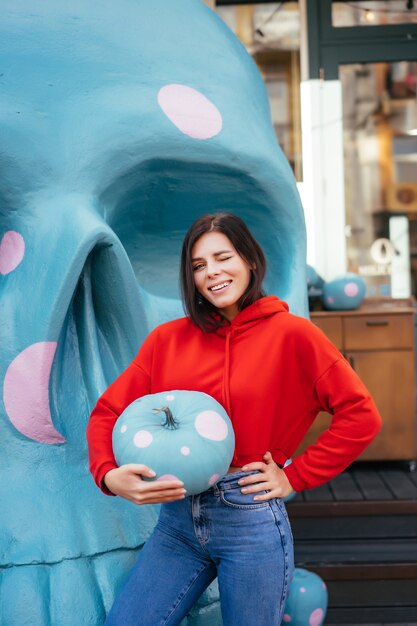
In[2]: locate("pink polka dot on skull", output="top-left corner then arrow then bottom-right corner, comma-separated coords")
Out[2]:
300,587 -> 306,593
181,446 -> 190,456
327,296 -> 334,304
166,394 -> 175,401
158,84 -> 222,140
0,231 -> 25,275
309,608 -> 324,626
3,341 -> 65,444
282,615 -> 292,623
208,474 -> 220,486
344,282 -> 359,297
133,430 -> 153,448
156,474 -> 180,481
195,411 -> 228,441
120,425 -> 127,433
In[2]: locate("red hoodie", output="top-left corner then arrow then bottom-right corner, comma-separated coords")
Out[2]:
86,296 -> 382,494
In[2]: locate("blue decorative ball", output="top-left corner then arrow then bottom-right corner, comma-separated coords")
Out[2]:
282,568 -> 328,626
283,491 -> 297,503
323,273 -> 366,310
112,390 -> 235,495
307,265 -> 325,290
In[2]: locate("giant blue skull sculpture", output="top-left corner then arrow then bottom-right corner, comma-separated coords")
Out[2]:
0,1 -> 307,624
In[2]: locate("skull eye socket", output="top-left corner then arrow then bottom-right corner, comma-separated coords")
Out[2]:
100,158 -> 291,300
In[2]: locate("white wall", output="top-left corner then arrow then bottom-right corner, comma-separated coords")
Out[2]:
300,79 -> 347,280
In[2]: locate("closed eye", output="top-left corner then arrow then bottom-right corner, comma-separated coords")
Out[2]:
192,255 -> 232,271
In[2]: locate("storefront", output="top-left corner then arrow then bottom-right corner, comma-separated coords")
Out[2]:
209,7 -> 417,621
214,0 -> 417,297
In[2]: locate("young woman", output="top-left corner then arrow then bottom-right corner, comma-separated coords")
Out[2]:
87,213 -> 381,626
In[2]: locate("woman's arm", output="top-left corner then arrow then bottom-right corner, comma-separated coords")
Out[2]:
283,357 -> 382,491
86,359 -> 152,493
87,355 -> 186,502
86,328 -> 187,503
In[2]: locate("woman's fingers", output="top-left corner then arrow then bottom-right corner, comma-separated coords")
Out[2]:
123,465 -> 184,490
128,481 -> 187,504
252,490 -> 277,501
104,465 -> 187,503
238,472 -> 269,487
142,478 -> 184,490
133,476 -> 186,502
240,481 -> 270,494
238,457 -> 294,500
131,487 -> 187,505
241,461 -> 266,473
125,463 -> 156,477
240,481 -> 289,500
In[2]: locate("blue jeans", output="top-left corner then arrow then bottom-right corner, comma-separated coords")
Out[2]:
105,471 -> 294,626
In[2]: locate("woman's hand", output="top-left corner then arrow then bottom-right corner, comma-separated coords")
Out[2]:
104,464 -> 187,505
238,451 -> 294,501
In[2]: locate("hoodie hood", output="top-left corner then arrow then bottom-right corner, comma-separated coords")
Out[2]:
215,296 -> 289,337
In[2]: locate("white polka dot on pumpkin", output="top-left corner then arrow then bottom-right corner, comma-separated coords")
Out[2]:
181,446 -> 190,456
166,394 -> 175,401
133,430 -> 153,448
195,411 -> 228,441
120,425 -> 127,433
309,608 -> 324,626
208,474 -> 220,486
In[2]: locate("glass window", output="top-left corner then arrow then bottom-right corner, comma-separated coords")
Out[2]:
341,61 -> 417,297
332,1 -> 417,27
215,3 -> 303,180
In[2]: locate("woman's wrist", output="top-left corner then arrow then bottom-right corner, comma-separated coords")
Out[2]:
102,468 -> 118,495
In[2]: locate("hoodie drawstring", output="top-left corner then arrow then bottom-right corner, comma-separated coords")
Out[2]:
222,327 -> 234,419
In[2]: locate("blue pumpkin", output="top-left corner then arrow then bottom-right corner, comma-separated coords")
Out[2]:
323,273 -> 366,310
112,390 -> 235,495
282,568 -> 328,626
307,265 -> 324,290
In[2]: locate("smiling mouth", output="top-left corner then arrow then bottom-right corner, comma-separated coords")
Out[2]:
209,281 -> 231,292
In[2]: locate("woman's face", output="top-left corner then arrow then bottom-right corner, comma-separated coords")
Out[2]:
191,231 -> 253,321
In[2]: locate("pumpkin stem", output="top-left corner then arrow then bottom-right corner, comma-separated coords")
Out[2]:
153,406 -> 179,430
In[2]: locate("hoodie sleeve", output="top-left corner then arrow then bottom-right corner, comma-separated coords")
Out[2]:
86,328 -> 157,494
283,356 -> 382,491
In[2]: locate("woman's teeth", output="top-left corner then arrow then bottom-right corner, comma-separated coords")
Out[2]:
209,281 -> 231,292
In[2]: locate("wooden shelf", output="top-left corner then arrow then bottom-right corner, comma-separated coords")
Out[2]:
297,303 -> 417,461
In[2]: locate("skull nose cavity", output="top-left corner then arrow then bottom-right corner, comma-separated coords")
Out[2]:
67,242 -> 147,401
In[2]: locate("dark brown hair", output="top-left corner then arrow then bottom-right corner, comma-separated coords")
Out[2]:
180,213 -> 267,331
